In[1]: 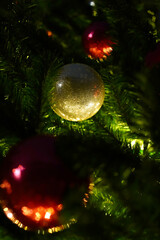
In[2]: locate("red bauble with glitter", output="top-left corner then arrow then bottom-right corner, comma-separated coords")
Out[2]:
82,21 -> 115,60
0,136 -> 88,233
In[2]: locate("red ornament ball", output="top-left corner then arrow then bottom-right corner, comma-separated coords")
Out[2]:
0,136 -> 88,233
82,21 -> 115,60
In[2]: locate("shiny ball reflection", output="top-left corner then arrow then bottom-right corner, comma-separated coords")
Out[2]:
0,136 -> 88,232
49,63 -> 105,121
82,22 -> 115,60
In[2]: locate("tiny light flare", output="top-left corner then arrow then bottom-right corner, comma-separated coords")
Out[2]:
12,165 -> 25,180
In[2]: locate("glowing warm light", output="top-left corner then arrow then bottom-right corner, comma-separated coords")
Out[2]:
12,165 -> 25,179
7,212 -> 13,219
89,45 -> 113,59
19,223 -> 23,228
44,212 -> 51,219
3,207 -> 8,212
88,32 -> 94,39
48,207 -> 55,214
88,182 -> 94,194
57,204 -> 63,211
21,206 -> 56,222
88,102 -> 94,108
2,205 -> 75,233
3,207 -> 15,222
0,180 -> 12,194
48,228 -> 53,233
85,193 -> 89,198
15,220 -> 19,224
83,182 -> 94,207
47,30 -> 53,37
83,198 -> 88,203
22,206 -> 33,216
103,46 -> 113,54
89,1 -> 95,6
35,212 -> 41,221
90,47 -> 101,54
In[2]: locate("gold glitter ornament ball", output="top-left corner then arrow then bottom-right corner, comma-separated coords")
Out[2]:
49,63 -> 105,121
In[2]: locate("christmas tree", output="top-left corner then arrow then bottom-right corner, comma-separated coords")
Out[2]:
0,0 -> 160,239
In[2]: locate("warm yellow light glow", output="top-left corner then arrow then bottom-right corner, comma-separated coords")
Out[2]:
15,220 -> 19,224
48,228 -> 53,233
103,46 -> 113,54
85,30 -> 115,60
35,212 -> 41,221
89,182 -> 94,193
3,207 -> 16,223
4,208 -> 14,220
0,180 -> 12,194
83,182 -> 94,207
3,207 -> 8,212
47,207 -> 55,214
44,212 -> 51,219
22,206 -> 33,216
2,205 -> 74,233
89,47 -> 102,56
89,45 -> 113,59
57,204 -> 63,211
47,30 -> 53,37
87,102 -> 94,108
21,206 -> 56,222
7,212 -> 13,219
19,223 -> 23,228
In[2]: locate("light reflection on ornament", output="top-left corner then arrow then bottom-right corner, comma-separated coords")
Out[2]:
3,207 -> 14,221
0,180 -> 12,194
56,80 -> 63,91
103,46 -> 113,55
44,212 -> 51,220
21,206 -> 33,216
89,1 -> 95,6
88,32 -> 94,39
3,204 -> 75,234
21,206 -> 60,222
7,212 -> 13,219
87,102 -> 94,108
35,212 -> 41,221
12,165 -> 25,180
83,181 -> 94,207
0,136 -> 88,233
88,45 -> 113,60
